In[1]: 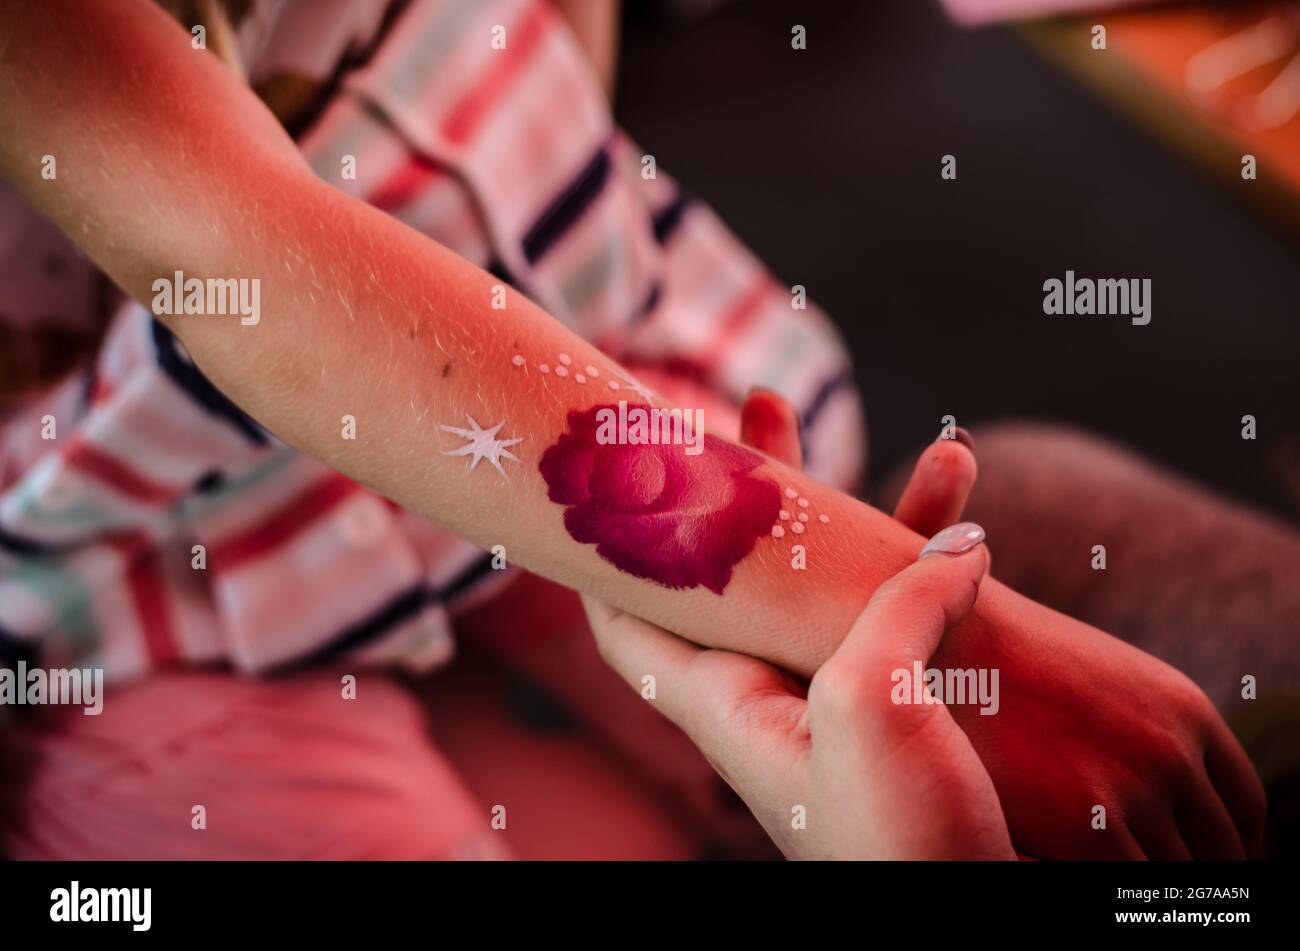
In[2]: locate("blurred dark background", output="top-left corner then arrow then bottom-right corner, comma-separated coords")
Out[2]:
616,0 -> 1300,518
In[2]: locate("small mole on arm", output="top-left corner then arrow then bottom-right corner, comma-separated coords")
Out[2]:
442,362 -> 452,378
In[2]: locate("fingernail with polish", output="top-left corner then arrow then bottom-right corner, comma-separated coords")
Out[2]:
920,522 -> 985,559
937,426 -> 975,453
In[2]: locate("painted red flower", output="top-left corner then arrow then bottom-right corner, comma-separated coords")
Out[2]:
540,405 -> 781,594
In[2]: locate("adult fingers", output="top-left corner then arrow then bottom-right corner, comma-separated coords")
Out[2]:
810,524 -> 988,751
581,594 -> 700,725
1203,716 -> 1268,858
580,595 -> 806,768
1130,806 -> 1194,861
1175,770 -> 1246,860
740,387 -> 803,469
892,429 -> 977,539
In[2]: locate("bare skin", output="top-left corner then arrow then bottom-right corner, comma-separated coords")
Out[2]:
0,0 -> 1264,858
587,396 -> 1014,859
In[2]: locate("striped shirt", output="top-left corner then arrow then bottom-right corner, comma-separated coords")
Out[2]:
0,0 -> 864,682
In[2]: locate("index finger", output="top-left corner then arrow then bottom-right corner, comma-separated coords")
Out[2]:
892,431 -> 978,539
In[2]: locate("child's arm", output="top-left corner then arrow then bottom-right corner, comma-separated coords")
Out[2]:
0,0 -> 905,672
0,0 -> 1262,859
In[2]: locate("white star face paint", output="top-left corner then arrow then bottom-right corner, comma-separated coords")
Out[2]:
441,415 -> 524,478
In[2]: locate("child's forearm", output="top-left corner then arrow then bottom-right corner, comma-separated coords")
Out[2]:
0,0 -> 921,677
200,184 -> 926,675
183,179 -> 930,676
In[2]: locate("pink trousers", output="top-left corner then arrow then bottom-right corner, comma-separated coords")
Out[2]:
5,576 -> 771,860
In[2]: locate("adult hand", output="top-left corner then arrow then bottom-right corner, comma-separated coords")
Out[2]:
584,389 -> 1012,858
585,518 -> 1011,859
586,390 -> 1264,859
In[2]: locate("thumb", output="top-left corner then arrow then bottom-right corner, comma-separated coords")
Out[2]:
811,523 -> 988,726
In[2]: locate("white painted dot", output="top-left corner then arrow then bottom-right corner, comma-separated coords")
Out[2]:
608,380 -> 620,390
784,488 -> 798,499
555,366 -> 568,377
791,521 -> 805,534
818,514 -> 830,524
574,373 -> 587,384
771,525 -> 785,538
779,510 -> 791,521
558,353 -> 572,366
586,366 -> 599,377
511,354 -> 525,367
539,363 -> 550,373
798,512 -> 809,522
797,498 -> 809,508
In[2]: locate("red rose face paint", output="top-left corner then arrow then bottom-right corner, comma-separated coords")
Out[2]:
540,405 -> 782,594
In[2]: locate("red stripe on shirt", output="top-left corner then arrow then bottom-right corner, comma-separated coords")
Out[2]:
208,476 -> 360,573
368,154 -> 443,213
89,375 -> 115,406
126,547 -> 179,668
441,1 -> 551,146
698,278 -> 774,372
64,439 -> 177,505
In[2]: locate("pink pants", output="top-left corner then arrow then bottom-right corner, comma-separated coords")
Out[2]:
5,576 -> 771,860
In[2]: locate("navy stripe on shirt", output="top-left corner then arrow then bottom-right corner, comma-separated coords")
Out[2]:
651,190 -> 690,245
151,320 -> 268,446
0,524 -> 60,558
630,281 -> 662,327
800,367 -> 856,453
273,550 -> 498,673
521,147 -> 611,265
